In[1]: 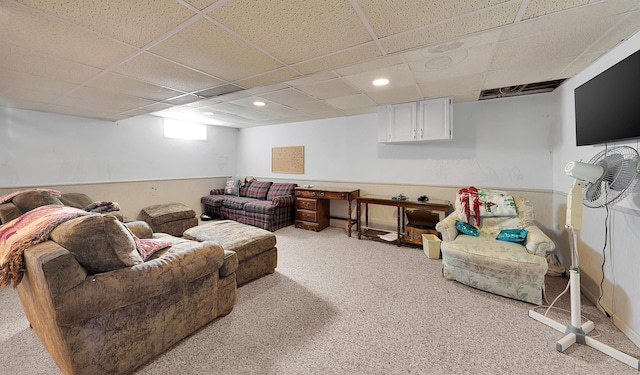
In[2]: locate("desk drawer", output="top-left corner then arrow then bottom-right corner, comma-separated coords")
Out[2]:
295,190 -> 318,198
295,220 -> 320,231
317,191 -> 349,200
296,209 -> 317,222
296,198 -> 317,210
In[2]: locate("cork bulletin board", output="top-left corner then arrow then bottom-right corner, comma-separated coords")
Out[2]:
272,146 -> 304,174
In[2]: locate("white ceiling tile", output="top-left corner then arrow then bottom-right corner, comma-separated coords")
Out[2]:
453,91 -> 481,103
324,94 -> 376,110
87,73 -> 185,101
16,0 -> 196,47
163,94 -> 201,105
150,18 -> 283,81
555,53 -> 601,78
285,71 -> 339,87
0,67 -> 76,97
358,0 -> 509,38
335,55 -> 405,76
297,78 -> 360,100
0,42 -> 101,85
403,31 -> 500,62
292,44 -> 382,75
418,73 -> 485,98
208,0 -> 372,64
235,68 -> 301,89
382,2 -> 521,54
588,11 -> 640,54
366,86 -> 423,105
261,104 -> 305,118
41,103 -> 115,120
492,16 -> 621,70
1,2 -> 137,69
0,84 -> 60,104
522,0 -> 591,20
484,55 -> 576,88
247,83 -> 291,95
57,86 -> 156,114
113,52 -> 224,92
294,101 -> 338,114
411,44 -> 496,81
261,89 -> 317,106
501,0 -> 639,40
182,0 -> 219,11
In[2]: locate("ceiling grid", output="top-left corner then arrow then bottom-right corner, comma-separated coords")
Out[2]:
0,0 -> 637,127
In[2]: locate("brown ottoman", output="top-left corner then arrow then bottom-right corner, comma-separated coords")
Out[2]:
183,220 -> 277,286
140,203 -> 198,237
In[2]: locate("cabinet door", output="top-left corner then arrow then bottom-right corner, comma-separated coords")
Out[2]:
388,102 -> 417,142
417,97 -> 452,140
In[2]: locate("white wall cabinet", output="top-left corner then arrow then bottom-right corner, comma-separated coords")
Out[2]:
378,97 -> 452,143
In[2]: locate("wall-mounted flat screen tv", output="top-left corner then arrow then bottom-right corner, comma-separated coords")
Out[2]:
574,50 -> 640,146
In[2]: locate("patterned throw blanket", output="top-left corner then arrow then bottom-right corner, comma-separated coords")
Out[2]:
84,201 -> 121,213
458,186 -> 481,226
0,205 -> 94,287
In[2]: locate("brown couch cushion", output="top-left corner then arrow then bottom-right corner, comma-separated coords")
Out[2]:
0,203 -> 20,224
59,193 -> 93,209
12,190 -> 63,213
140,203 -> 195,226
50,215 -> 142,274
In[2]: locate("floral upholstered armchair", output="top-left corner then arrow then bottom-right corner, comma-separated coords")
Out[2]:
435,187 -> 556,305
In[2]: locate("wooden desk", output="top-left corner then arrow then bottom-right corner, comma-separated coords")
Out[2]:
294,187 -> 360,236
356,195 -> 450,247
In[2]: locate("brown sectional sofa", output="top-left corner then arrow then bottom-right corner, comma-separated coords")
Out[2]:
0,190 -> 238,374
16,216 -> 236,375
0,190 -> 123,224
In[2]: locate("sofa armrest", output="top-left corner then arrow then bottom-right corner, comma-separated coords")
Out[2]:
0,202 -> 21,224
524,225 -> 556,256
271,195 -> 295,207
435,212 -> 460,242
210,188 -> 225,195
53,240 -> 224,326
125,220 -> 154,239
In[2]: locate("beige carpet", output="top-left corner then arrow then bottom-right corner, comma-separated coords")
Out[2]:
1,226 -> 639,374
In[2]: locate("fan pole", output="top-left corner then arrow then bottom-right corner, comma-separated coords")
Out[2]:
528,181 -> 640,370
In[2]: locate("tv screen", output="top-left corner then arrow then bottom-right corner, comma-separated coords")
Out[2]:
574,50 -> 640,146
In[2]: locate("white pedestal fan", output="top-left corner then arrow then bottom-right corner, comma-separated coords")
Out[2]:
528,145 -> 640,370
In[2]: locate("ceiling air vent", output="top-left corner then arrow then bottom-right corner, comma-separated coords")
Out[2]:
480,79 -> 565,100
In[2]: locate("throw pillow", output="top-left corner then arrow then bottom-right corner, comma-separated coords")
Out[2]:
224,178 -> 241,196
455,220 -> 479,236
133,237 -> 172,261
496,228 -> 528,243
245,181 -> 273,200
13,190 -> 63,213
50,215 -> 143,274
476,189 -> 517,217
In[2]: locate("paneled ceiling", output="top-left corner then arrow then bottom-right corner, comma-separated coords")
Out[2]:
1,0 -> 639,128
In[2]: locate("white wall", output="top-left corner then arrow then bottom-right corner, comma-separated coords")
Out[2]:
0,108 -> 237,187
551,31 -> 640,346
238,93 -> 555,190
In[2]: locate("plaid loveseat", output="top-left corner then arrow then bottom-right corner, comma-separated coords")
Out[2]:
201,180 -> 297,231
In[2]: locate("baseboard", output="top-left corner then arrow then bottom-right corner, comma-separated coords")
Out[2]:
613,314 -> 640,349
582,286 -> 640,350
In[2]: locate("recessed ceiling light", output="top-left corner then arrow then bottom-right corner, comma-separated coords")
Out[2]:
373,78 -> 389,86
202,111 -> 214,116
253,101 -> 266,107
